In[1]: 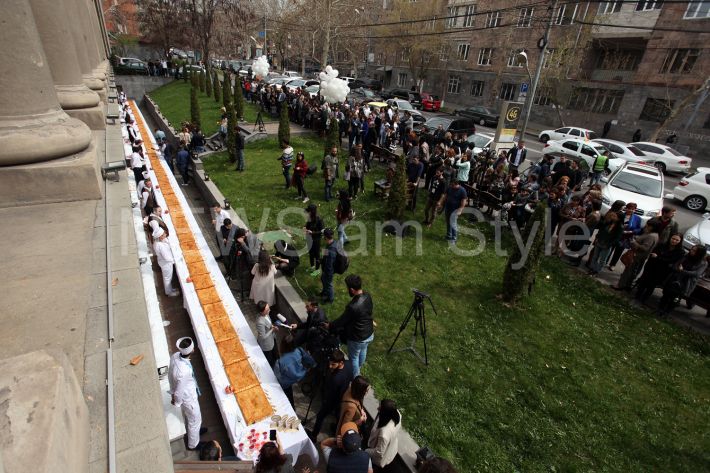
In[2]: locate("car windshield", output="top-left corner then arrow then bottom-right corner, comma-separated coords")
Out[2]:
397,101 -> 414,110
289,80 -> 305,87
593,144 -> 606,154
467,134 -> 492,147
611,171 -> 662,198
627,146 -> 646,156
305,85 -> 319,92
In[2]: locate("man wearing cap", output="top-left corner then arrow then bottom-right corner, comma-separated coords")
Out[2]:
321,422 -> 373,473
169,337 -> 206,451
320,228 -> 338,304
153,227 -> 180,297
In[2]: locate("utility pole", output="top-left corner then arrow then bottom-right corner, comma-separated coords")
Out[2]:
263,15 -> 267,59
520,0 -> 558,141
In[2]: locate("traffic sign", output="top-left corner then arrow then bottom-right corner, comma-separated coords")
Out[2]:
258,31 -> 265,38
520,83 -> 529,93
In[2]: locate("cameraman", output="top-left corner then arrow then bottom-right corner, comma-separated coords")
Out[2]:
328,275 -> 374,377
309,349 -> 352,440
290,300 -> 328,347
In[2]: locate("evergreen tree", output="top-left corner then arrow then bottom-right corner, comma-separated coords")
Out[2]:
385,153 -> 407,221
502,202 -> 547,303
226,103 -> 238,163
278,102 -> 290,147
213,71 -> 221,104
234,75 -> 245,121
182,63 -> 187,83
199,69 -> 205,93
222,72 -> 232,109
324,118 -> 339,155
205,67 -> 212,97
190,81 -> 201,130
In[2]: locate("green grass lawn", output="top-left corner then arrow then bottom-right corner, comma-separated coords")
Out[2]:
198,136 -> 710,472
151,84 -> 710,471
149,80 -> 272,136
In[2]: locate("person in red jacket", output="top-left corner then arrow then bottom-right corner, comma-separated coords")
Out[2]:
294,152 -> 310,203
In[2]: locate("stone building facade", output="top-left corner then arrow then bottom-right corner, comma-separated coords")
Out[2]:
365,0 -> 710,154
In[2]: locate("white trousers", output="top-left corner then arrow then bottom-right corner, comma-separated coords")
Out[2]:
159,262 -> 175,295
181,400 -> 202,448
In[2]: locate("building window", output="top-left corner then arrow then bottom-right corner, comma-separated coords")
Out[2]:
685,1 -> 710,18
635,1 -> 663,11
567,88 -> 625,114
500,82 -> 517,101
439,45 -> 450,61
507,50 -> 523,67
400,48 -> 410,62
639,98 -> 674,122
470,80 -> 484,97
554,3 -> 578,25
596,49 -> 643,71
457,44 -> 470,61
485,11 -> 502,28
478,48 -> 493,65
397,73 -> 408,87
598,1 -> 622,14
463,5 -> 476,27
337,51 -> 348,62
534,86 -> 552,106
660,48 -> 700,74
446,6 -> 459,28
518,7 -> 534,27
377,52 -> 384,63
447,75 -> 461,94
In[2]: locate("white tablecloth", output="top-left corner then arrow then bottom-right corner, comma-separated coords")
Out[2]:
125,103 -> 318,465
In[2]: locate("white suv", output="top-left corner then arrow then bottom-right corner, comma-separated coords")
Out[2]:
671,168 -> 710,212
538,126 -> 597,143
601,162 -> 664,223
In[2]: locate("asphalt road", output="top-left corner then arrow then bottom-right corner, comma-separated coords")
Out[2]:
419,110 -> 705,232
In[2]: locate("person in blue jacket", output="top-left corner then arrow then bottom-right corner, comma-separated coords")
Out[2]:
273,346 -> 316,407
607,202 -> 642,270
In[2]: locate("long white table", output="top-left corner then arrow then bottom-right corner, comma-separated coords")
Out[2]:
124,103 -> 318,465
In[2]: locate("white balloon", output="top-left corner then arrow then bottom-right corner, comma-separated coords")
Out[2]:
318,64 -> 350,104
252,55 -> 270,80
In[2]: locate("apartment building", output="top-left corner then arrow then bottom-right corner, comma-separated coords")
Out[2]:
367,0 -> 710,153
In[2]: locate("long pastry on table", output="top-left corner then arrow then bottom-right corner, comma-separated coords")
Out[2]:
128,102 -> 273,425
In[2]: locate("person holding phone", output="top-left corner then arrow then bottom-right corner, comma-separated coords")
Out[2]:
254,437 -> 294,473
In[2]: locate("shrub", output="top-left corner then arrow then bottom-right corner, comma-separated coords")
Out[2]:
205,67 -> 212,97
278,101 -> 290,147
190,82 -> 201,130
213,71 -> 221,104
234,75 -> 245,121
385,153 -> 407,221
222,72 -> 232,110
199,69 -> 205,93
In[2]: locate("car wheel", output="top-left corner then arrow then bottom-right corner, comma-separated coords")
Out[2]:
540,134 -> 549,143
684,195 -> 707,212
654,161 -> 666,174
479,118 -> 486,126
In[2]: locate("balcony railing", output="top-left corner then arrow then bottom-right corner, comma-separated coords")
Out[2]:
590,69 -> 636,82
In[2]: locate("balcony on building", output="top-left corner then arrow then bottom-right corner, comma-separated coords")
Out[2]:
592,0 -> 663,39
581,38 -> 646,83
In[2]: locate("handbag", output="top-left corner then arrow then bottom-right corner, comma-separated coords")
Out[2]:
620,249 -> 636,267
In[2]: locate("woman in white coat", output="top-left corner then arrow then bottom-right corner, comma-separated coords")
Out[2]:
366,399 -> 402,472
250,250 -> 276,306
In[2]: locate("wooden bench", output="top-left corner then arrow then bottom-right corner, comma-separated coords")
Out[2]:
371,144 -> 398,164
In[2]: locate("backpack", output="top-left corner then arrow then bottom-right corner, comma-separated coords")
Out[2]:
333,248 -> 350,274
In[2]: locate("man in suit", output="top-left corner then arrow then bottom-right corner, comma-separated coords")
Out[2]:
508,141 -> 527,172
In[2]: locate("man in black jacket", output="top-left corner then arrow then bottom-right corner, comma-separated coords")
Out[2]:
328,275 -> 374,377
508,140 -> 527,172
320,229 -> 337,304
309,349 -> 352,440
291,299 -> 328,347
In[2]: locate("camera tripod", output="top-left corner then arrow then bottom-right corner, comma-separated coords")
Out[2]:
253,110 -> 266,132
387,289 -> 437,365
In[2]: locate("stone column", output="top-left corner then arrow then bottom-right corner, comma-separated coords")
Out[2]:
0,0 -> 100,206
74,0 -> 105,79
62,0 -> 106,100
86,0 -> 109,73
28,0 -> 105,130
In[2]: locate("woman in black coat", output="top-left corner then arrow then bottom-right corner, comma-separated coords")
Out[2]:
634,233 -> 684,303
658,244 -> 708,316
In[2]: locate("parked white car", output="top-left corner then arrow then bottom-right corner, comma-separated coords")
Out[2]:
543,139 -> 624,174
466,133 -> 495,155
682,213 -> 710,251
538,126 -> 597,143
304,84 -> 320,98
118,57 -> 143,66
670,167 -> 710,212
339,76 -> 356,84
631,142 -> 692,174
282,71 -> 302,78
592,139 -> 652,164
601,162 -> 664,223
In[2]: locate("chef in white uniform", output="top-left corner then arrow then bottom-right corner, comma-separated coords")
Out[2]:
169,337 -> 205,450
153,227 -> 179,297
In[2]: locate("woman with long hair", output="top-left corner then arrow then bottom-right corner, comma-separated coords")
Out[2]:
658,244 -> 708,316
337,375 -> 370,434
586,200 -> 625,274
615,220 -> 660,290
635,233 -> 684,303
254,440 -> 294,473
336,190 -> 353,247
250,249 -> 276,305
366,399 -> 402,472
304,204 -> 324,276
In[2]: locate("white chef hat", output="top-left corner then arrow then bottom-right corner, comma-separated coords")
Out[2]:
176,337 -> 194,356
142,171 -> 150,179
152,227 -> 164,239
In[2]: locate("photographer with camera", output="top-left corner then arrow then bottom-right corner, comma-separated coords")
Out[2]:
290,300 -> 328,347
328,275 -> 374,377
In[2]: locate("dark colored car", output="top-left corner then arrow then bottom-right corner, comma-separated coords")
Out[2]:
417,116 -> 476,137
348,87 -> 382,103
421,92 -> 442,112
381,88 -> 422,109
455,105 -> 499,127
116,60 -> 148,75
351,77 -> 383,91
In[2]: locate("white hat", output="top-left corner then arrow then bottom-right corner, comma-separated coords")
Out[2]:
142,171 -> 150,179
176,337 -> 194,356
152,227 -> 165,239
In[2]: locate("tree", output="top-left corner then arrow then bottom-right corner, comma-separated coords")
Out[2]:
182,63 -> 188,83
222,72 -> 232,109
226,103 -> 238,162
199,69 -> 206,93
234,75 -> 245,121
649,77 -> 710,142
213,71 -> 221,104
278,102 -> 290,147
205,67 -> 213,97
190,80 -> 201,129
186,0 -> 253,65
501,202 -> 547,304
135,0 -> 190,58
385,153 -> 407,221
